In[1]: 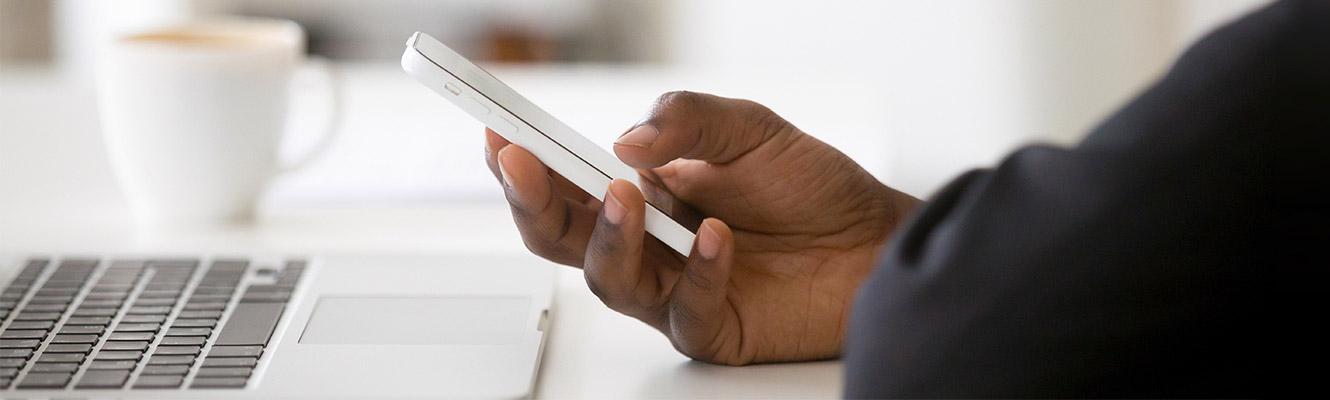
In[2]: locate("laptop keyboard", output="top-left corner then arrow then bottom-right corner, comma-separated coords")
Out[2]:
0,257 -> 304,390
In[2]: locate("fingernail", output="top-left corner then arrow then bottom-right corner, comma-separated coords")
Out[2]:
614,125 -> 659,149
603,188 -> 627,225
497,148 -> 515,188
698,222 -> 722,260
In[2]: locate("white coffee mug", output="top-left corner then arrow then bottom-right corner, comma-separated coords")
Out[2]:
98,18 -> 337,226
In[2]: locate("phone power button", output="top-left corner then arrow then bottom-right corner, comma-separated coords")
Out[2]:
493,116 -> 519,135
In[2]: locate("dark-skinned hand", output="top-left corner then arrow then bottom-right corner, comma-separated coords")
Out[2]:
483,91 -> 921,365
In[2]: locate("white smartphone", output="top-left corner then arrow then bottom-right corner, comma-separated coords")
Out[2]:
401,32 -> 703,256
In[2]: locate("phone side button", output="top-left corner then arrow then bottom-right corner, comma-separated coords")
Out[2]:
443,82 -> 461,96
491,116 -> 519,135
463,97 -> 490,116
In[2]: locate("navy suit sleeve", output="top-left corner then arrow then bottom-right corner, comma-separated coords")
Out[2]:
844,0 -> 1327,397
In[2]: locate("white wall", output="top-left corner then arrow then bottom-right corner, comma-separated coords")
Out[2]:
662,0 -> 1268,196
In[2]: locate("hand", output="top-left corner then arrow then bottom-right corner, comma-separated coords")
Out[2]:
484,91 -> 921,365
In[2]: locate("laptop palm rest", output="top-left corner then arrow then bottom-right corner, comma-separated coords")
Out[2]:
298,296 -> 530,345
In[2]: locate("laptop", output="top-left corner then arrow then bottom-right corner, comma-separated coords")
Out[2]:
0,253 -> 555,398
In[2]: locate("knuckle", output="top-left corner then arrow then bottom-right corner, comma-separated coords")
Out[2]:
656,90 -> 703,108
520,235 -> 556,259
670,333 -> 751,366
648,90 -> 707,121
684,269 -> 719,291
584,274 -> 609,301
739,100 -> 791,136
589,227 -> 623,257
668,300 -> 706,330
519,229 -> 566,260
584,272 -> 631,312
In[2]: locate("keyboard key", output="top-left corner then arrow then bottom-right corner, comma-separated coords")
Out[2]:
196,367 -> 253,377
146,354 -> 195,365
14,312 -> 61,321
78,300 -> 124,308
172,319 -> 217,328
75,369 -> 130,389
59,258 -> 99,267
155,345 -> 202,355
207,345 -> 263,358
183,302 -> 227,311
114,323 -> 161,332
0,348 -> 34,358
101,341 -> 149,351
72,307 -> 118,316
133,374 -> 184,388
120,314 -> 167,324
22,303 -> 68,312
132,298 -> 177,306
165,327 -> 212,337
127,306 -> 173,315
0,366 -> 17,376
240,292 -> 290,302
141,364 -> 190,375
51,334 -> 99,344
201,356 -> 257,368
243,285 -> 288,293
44,343 -> 93,353
84,292 -> 127,300
88,359 -> 138,370
64,316 -> 112,326
31,362 -> 79,372
26,296 -> 73,304
59,325 -> 106,335
160,336 -> 206,346
43,282 -> 86,289
16,371 -> 71,388
178,310 -> 222,319
108,332 -> 154,341
144,283 -> 185,291
214,302 -> 284,346
0,330 -> 48,340
36,352 -> 85,363
0,339 -> 41,348
34,287 -> 80,295
6,321 -> 54,330
0,358 -> 23,368
190,376 -> 247,388
135,291 -> 181,299
94,351 -> 142,361
187,295 -> 231,303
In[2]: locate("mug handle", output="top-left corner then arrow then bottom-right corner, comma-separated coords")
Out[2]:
277,56 -> 340,175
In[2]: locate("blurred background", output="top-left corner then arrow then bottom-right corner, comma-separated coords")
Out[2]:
1,0 -> 1268,226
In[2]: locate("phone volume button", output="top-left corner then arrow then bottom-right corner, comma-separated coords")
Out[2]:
464,97 -> 490,115
492,116 -> 519,135
443,82 -> 461,96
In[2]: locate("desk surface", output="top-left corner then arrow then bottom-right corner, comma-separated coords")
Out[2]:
0,64 -> 844,398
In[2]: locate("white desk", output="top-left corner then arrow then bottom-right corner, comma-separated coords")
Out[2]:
0,63 -> 844,398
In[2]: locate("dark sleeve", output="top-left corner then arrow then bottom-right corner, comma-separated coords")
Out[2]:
844,0 -> 1328,397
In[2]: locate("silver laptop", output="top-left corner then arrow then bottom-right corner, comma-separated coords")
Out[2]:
0,253 -> 554,398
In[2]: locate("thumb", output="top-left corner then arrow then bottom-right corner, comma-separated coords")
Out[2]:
666,218 -> 742,363
613,91 -> 798,169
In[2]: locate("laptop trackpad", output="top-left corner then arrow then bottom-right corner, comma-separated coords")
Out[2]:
299,296 -> 530,345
